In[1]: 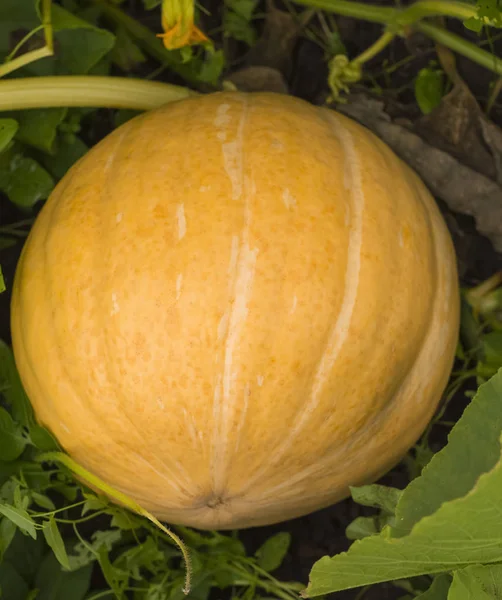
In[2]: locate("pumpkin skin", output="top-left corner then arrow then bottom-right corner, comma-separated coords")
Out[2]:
11,92 -> 459,530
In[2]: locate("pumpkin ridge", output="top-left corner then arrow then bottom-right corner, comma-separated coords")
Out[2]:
211,95 -> 258,502
245,166 -> 458,512
235,109 -> 365,498
99,121 -> 199,499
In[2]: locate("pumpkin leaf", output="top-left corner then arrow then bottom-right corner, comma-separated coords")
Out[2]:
9,108 -> 67,153
110,26 -> 147,72
67,529 -> 122,571
448,564 -> 502,599
0,562 -> 29,600
415,574 -> 451,599
0,407 -> 26,462
350,484 -> 402,514
39,134 -> 88,180
29,425 -> 60,452
0,119 -> 19,153
414,66 -> 445,115
0,340 -> 34,428
223,0 -> 259,46
346,516 -> 386,541
0,503 -> 37,539
304,370 -> 502,597
97,545 -> 129,598
0,518 -> 17,558
31,491 -> 55,511
34,552 -> 92,600
3,529 -> 45,581
42,517 -> 69,570
0,150 -> 54,209
392,369 -> 502,537
255,532 -> 291,572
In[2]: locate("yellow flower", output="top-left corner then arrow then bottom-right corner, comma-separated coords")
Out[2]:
158,0 -> 208,50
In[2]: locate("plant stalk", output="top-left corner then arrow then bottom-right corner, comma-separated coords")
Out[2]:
417,21 -> 502,74
293,0 -> 479,24
0,76 -> 194,112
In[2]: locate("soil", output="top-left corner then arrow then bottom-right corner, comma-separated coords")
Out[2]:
1,1 -> 501,598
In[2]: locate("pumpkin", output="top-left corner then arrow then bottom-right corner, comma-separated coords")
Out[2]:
11,92 -> 459,530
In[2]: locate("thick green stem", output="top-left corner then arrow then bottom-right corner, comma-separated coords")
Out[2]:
397,1 -> 477,24
293,0 -> 478,24
353,31 -> 395,65
0,47 -> 53,79
0,76 -> 194,112
293,0 -> 394,24
417,21 -> 502,74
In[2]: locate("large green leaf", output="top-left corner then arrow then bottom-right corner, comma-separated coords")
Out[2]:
0,562 -> 29,600
0,340 -> 34,428
34,553 -> 92,600
0,407 -> 26,461
0,0 -> 115,75
0,504 -> 36,539
448,564 -> 502,599
416,574 -> 451,599
3,529 -> 45,582
304,370 -> 502,597
392,369 -> 502,537
0,150 -> 54,208
50,5 -> 115,74
12,108 -> 67,153
255,532 -> 291,572
0,119 -> 19,153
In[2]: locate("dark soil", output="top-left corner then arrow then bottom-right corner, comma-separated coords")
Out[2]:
1,1 -> 501,599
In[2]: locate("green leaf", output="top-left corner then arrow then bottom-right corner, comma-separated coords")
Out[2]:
0,119 -> 19,153
415,67 -> 445,115
115,536 -> 164,578
0,518 -> 16,557
0,0 -> 39,57
34,552 -> 92,600
304,370 -> 502,597
31,491 -> 56,511
196,49 -> 225,85
0,563 -> 29,600
40,135 -> 88,180
68,529 -> 122,571
416,574 -> 451,599
50,4 -> 116,74
449,564 -> 502,599
345,516 -> 380,541
110,26 -> 146,71
0,503 -> 36,538
255,532 -> 291,572
478,331 -> 502,379
29,425 -> 60,451
0,340 -> 33,427
393,369 -> 502,537
10,109 -> 67,153
42,516 -> 70,570
350,484 -> 402,513
223,0 -> 258,45
0,265 -> 5,293
0,407 -> 26,461
0,151 -> 54,208
3,529 -> 45,581
97,545 -> 129,597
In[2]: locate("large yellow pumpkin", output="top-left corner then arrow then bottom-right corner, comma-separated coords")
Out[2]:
11,92 -> 459,529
